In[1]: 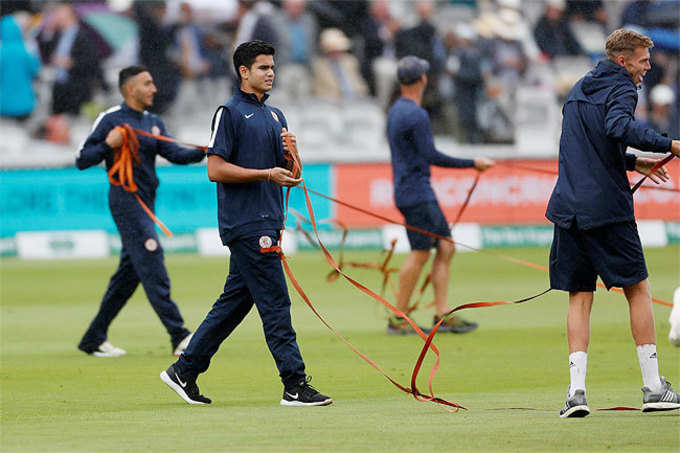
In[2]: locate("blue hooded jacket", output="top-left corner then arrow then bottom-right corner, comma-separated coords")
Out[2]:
0,16 -> 41,117
546,59 -> 672,230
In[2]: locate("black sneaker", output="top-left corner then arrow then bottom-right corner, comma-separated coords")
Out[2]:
434,315 -> 478,334
280,376 -> 332,406
160,364 -> 211,405
642,377 -> 680,412
559,388 -> 590,418
386,316 -> 429,335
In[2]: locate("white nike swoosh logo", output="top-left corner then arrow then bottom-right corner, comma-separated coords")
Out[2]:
245,113 -> 254,119
285,392 -> 298,399
175,373 -> 187,388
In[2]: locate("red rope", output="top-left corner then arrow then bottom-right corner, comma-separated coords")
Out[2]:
496,159 -> 680,193
304,187 -> 672,308
272,136 -> 465,409
132,128 -> 208,151
630,154 -> 677,193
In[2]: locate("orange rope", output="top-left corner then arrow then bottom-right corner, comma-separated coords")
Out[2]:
107,124 -> 173,237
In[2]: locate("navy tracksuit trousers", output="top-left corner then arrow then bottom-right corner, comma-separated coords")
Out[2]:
175,232 -> 306,388
78,196 -> 189,352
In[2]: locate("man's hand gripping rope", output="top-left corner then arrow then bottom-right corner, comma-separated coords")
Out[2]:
107,123 -> 174,236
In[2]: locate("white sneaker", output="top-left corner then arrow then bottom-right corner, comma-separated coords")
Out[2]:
173,333 -> 193,356
669,287 -> 680,347
92,341 -> 126,357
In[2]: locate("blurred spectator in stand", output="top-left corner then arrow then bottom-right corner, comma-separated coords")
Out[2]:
533,0 -> 584,59
134,1 -> 180,114
395,0 -> 446,132
647,84 -> 679,138
272,0 -> 318,99
621,0 -> 649,27
37,2 -> 108,142
0,1 -> 36,16
622,0 -> 680,29
308,0 -> 368,39
474,7 -> 528,143
170,2 -> 212,119
233,0 -> 279,48
641,0 -> 680,29
312,27 -> 368,101
0,14 -> 41,121
450,24 -> 484,143
495,0 -> 540,61
176,2 -> 210,80
359,0 -> 398,100
275,0 -> 317,67
566,0 -> 608,29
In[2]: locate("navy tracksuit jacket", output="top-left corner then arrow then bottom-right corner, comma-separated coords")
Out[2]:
387,97 -> 474,209
175,90 -> 306,388
546,59 -> 672,230
76,102 -> 204,352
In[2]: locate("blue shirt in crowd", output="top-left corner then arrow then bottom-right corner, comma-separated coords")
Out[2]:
0,16 -> 41,117
207,90 -> 289,244
76,102 -> 204,210
546,59 -> 672,230
387,97 -> 474,209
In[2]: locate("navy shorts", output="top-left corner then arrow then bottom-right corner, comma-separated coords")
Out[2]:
549,221 -> 648,292
399,201 -> 451,250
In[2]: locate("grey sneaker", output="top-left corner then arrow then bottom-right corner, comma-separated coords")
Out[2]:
386,316 -> 429,336
642,377 -> 680,412
433,315 -> 478,334
559,388 -> 590,418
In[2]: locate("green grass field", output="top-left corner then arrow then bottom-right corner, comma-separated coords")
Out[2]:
1,246 -> 679,452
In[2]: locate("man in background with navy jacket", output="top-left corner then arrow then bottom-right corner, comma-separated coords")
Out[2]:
76,66 -> 204,358
386,56 -> 494,336
160,41 -> 332,407
546,29 -> 680,418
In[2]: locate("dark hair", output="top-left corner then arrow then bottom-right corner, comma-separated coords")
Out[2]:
233,40 -> 275,81
118,65 -> 149,91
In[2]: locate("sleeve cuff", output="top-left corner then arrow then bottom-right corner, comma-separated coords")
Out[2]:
625,153 -> 637,171
662,136 -> 673,152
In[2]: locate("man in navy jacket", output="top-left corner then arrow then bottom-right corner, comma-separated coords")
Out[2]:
76,66 -> 204,358
387,56 -> 494,335
546,29 -> 680,418
161,41 -> 332,407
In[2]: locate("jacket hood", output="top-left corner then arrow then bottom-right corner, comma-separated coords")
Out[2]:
0,16 -> 23,44
581,59 -> 634,95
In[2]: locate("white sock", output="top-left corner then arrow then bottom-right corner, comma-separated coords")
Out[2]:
637,344 -> 663,392
568,351 -> 587,397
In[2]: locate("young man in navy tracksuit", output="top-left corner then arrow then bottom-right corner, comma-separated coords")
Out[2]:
161,41 -> 332,406
546,29 -> 680,418
386,56 -> 494,335
76,66 -> 204,357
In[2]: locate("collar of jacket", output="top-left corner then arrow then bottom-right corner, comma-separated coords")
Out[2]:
235,89 -> 270,105
121,102 -> 146,118
596,59 -> 637,87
